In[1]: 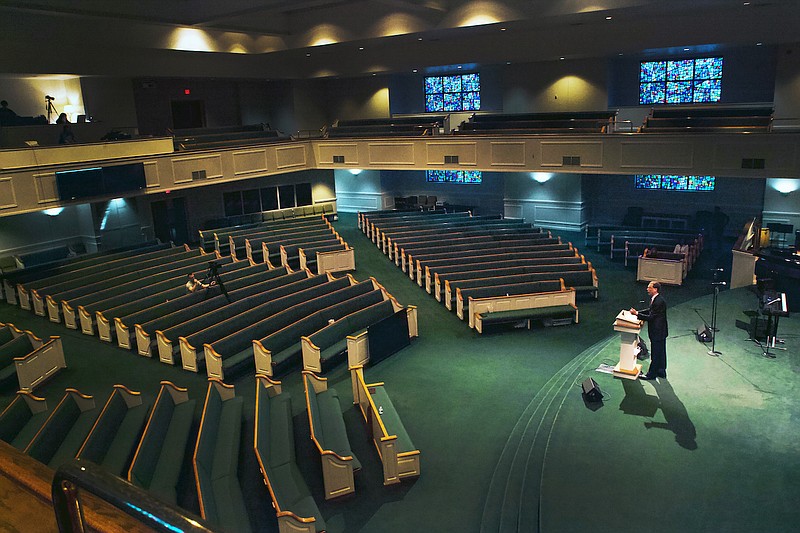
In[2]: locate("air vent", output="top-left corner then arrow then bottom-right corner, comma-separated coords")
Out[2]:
191,170 -> 207,180
333,155 -> 345,164
444,155 -> 459,164
562,156 -> 581,166
741,158 -> 765,169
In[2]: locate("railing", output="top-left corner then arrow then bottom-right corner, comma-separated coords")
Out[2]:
52,459 -> 216,533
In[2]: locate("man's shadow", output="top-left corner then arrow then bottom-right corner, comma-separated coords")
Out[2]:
619,378 -> 698,450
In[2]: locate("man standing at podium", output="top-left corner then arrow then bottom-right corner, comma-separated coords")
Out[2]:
630,281 -> 668,380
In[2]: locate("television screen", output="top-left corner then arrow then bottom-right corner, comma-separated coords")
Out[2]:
367,310 -> 410,366
102,163 -> 146,195
56,167 -> 104,200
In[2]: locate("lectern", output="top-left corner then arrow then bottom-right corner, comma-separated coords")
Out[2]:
613,310 -> 643,380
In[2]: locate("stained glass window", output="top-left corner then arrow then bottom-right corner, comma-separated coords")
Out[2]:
426,170 -> 483,184
425,73 -> 481,112
639,57 -> 723,104
635,174 -> 715,191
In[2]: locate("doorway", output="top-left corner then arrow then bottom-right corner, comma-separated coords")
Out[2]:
151,197 -> 189,245
171,100 -> 205,130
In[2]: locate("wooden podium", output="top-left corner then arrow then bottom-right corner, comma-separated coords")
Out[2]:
613,310 -> 643,380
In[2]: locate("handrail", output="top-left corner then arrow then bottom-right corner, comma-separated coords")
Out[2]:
52,459 -> 216,533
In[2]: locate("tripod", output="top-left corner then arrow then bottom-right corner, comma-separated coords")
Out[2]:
203,261 -> 230,302
45,96 -> 58,124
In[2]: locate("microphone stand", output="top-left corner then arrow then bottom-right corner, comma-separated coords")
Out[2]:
707,280 -> 725,356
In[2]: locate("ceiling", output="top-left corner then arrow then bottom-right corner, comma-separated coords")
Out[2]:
1,0 -> 799,79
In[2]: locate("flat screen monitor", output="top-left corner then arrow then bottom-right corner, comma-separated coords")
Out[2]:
367,310 -> 410,366
55,167 -> 104,200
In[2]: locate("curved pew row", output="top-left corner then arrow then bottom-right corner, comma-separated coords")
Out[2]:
15,244 -> 182,312
377,213 -> 502,252
53,248 -> 217,328
303,371 -> 360,500
211,214 -> 328,255
76,385 -> 152,477
0,322 -> 66,391
228,218 -> 331,260
426,254 -> 585,294
136,268 -> 308,359
0,391 -> 49,450
386,219 -> 535,258
171,273 -> 348,371
193,379 -> 252,533
442,268 -> 598,310
243,225 -> 335,263
128,381 -> 196,506
205,276 -> 382,380
350,366 -> 420,485
94,259 -> 253,342
432,261 -> 591,301
361,209 -> 458,239
75,254 -> 241,336
2,241 -> 167,305
404,236 -> 562,276
302,276 -> 418,373
116,263 -> 284,350
254,375 -> 326,533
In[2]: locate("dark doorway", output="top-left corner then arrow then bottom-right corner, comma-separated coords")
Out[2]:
171,100 -> 205,130
151,197 -> 189,245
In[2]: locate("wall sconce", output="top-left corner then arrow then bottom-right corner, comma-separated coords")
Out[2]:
770,178 -> 799,197
349,168 -> 363,175
531,172 -> 553,184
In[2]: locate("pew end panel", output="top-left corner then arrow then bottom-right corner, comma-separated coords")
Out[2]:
346,332 -> 369,369
115,318 -> 132,350
14,336 -> 66,392
204,345 -> 226,380
155,331 -> 177,365
471,288 -> 578,332
316,247 -> 356,274
96,312 -> 115,342
253,340 -> 274,377
78,305 -> 95,336
134,325 -> 154,357
300,336 -> 323,374
17,285 -> 31,309
636,256 -> 684,285
37,291 -> 52,317
179,337 -> 201,373
62,301 -> 78,329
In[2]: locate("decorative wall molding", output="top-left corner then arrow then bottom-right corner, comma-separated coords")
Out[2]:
368,143 -> 415,165
619,141 -> 693,169
490,142 -> 527,166
143,161 -> 160,188
33,173 -> 58,204
172,154 -> 223,183
275,145 -> 307,169
232,149 -> 269,176
336,191 -> 382,212
0,177 -> 18,210
504,198 -> 586,231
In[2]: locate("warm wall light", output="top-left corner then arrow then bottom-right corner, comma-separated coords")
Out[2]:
531,172 -> 553,184
349,169 -> 363,175
170,27 -> 215,52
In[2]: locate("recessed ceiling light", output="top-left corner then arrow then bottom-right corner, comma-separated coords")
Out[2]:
372,73 -> 376,76
743,2 -> 750,5
684,48 -> 690,51
606,16 -> 612,20
358,47 -> 364,50
306,53 -> 311,57
412,69 -> 418,73
457,65 -> 462,69
506,61 -> 511,65
500,28 -> 506,31
559,57 -> 565,60
756,42 -> 763,46
618,53 -> 624,56
418,37 -> 423,41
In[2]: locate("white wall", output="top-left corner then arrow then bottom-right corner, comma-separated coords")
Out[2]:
762,178 -> 800,246
379,170 -> 505,216
503,58 -> 608,113
0,76 -> 85,122
504,172 -> 584,231
334,169 -> 385,212
0,204 -> 96,256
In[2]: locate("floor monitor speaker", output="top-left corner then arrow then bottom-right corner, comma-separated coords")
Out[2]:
581,377 -> 603,402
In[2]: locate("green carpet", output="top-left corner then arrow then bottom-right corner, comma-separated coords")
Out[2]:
0,213 -> 796,532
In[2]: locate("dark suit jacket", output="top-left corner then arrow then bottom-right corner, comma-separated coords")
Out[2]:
639,294 -> 668,340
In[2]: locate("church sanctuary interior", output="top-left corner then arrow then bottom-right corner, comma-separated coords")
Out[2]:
2,0 -> 800,531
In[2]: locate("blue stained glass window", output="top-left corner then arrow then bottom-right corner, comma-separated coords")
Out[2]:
640,62 -> 665,82
635,174 -> 714,191
425,77 -> 442,94
443,93 -> 461,111
640,57 -> 722,105
639,83 -> 665,105
462,73 -> 480,92
667,60 -> 694,81
661,175 -> 687,189
694,57 -> 722,79
426,94 -> 444,112
688,176 -> 715,190
635,175 -> 661,189
443,75 -> 461,93
426,170 -> 482,184
463,92 -> 480,110
424,73 -> 480,112
666,82 -> 693,103
693,79 -> 722,103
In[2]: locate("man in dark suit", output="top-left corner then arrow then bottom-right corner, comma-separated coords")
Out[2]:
630,281 -> 668,380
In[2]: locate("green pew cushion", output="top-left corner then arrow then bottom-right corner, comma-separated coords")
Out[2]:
478,305 -> 576,322
9,412 -> 49,451
212,475 -> 252,532
369,386 -> 415,454
268,393 -> 295,468
101,402 -> 152,477
270,462 -> 325,528
147,399 -> 197,504
0,364 -> 17,388
48,411 -> 100,470
211,397 -> 243,480
319,338 -> 348,362
316,389 -> 361,470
